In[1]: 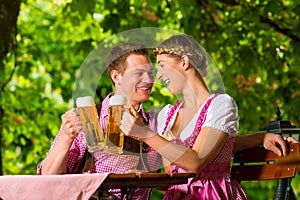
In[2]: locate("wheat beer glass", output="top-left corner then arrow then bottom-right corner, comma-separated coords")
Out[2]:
105,95 -> 126,154
76,96 -> 105,152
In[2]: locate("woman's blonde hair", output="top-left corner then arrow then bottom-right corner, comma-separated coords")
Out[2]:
153,34 -> 208,77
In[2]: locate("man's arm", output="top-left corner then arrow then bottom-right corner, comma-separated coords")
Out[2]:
41,109 -> 82,174
41,134 -> 73,174
234,132 -> 298,156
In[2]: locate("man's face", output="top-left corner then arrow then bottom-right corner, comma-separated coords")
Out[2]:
116,54 -> 154,105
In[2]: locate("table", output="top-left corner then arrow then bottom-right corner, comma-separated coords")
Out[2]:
95,172 -> 197,200
0,173 -> 109,200
0,172 -> 196,200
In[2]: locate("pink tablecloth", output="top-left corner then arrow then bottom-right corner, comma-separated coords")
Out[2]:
0,173 -> 109,200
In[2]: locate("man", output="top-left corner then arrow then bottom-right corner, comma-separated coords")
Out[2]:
38,42 -> 159,200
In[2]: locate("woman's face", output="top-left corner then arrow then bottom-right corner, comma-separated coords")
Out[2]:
156,54 -> 186,95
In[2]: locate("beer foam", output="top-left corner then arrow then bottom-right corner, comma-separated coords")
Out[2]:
109,95 -> 127,105
76,96 -> 96,107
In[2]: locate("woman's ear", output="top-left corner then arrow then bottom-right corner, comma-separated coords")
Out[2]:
110,70 -> 122,85
181,55 -> 191,70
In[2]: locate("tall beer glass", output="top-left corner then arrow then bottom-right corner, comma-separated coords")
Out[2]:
105,95 -> 126,154
76,96 -> 105,152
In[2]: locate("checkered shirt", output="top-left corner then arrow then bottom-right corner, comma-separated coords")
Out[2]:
37,94 -> 161,200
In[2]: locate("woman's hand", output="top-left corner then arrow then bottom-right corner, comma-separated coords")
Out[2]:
120,105 -> 156,139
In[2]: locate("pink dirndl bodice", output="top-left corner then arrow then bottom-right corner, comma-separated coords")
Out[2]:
162,95 -> 248,200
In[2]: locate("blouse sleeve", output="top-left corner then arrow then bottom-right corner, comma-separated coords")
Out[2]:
202,94 -> 239,136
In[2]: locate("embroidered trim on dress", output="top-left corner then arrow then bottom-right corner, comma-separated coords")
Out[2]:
189,94 -> 219,145
161,101 -> 184,135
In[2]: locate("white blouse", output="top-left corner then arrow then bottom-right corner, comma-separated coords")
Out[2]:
157,94 -> 238,141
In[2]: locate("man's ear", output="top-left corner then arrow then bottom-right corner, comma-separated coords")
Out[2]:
110,70 -> 122,85
181,55 -> 191,71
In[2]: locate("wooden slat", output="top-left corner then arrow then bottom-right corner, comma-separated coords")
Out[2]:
231,143 -> 300,182
231,164 -> 296,181
233,143 -> 300,164
275,153 -> 300,165
233,147 -> 278,163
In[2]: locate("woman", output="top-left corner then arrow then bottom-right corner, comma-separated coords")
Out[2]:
120,34 -> 248,199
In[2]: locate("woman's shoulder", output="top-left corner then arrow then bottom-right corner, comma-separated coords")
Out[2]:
215,93 -> 234,101
156,104 -> 175,135
203,93 -> 238,136
157,101 -> 183,119
205,93 -> 238,123
158,104 -> 173,115
157,103 -> 173,120
212,93 -> 237,108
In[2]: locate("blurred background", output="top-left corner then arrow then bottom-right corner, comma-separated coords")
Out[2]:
0,0 -> 299,199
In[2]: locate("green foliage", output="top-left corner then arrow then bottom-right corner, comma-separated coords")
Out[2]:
1,0 -> 299,198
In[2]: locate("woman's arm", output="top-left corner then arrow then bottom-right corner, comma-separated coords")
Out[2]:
120,112 -> 229,173
145,127 -> 228,172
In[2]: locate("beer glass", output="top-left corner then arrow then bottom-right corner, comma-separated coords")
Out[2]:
76,96 -> 105,152
105,95 -> 127,154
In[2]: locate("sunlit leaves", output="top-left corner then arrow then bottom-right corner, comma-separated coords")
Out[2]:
1,0 -> 299,198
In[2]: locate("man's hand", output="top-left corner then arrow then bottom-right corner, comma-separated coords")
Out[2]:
61,108 -> 83,142
263,133 -> 298,156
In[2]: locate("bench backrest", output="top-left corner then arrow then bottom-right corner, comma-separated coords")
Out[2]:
231,143 -> 299,182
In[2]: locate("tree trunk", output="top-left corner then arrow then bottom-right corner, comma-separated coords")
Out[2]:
0,0 -> 22,175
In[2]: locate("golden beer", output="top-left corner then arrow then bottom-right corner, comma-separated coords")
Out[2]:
105,95 -> 126,154
76,96 -> 105,152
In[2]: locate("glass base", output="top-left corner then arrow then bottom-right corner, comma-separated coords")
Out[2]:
105,146 -> 123,154
88,142 -> 104,153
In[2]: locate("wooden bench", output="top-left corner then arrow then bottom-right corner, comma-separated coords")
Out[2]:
231,143 -> 300,199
